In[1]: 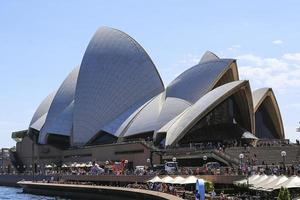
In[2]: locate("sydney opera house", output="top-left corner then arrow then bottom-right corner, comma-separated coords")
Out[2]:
11,27 -> 284,169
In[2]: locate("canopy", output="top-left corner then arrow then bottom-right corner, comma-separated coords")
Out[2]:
234,174 -> 260,186
172,176 -> 185,184
181,176 -> 198,184
251,175 -> 278,189
161,176 -> 174,184
86,162 -> 93,167
62,164 -> 68,168
147,176 -> 162,183
273,176 -> 300,190
260,175 -> 288,191
80,163 -> 86,167
75,163 -> 81,168
242,131 -> 259,140
250,174 -> 268,186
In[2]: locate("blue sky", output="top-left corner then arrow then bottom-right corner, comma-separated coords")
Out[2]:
0,0 -> 299,147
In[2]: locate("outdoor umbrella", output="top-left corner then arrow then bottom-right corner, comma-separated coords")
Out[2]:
273,176 -> 300,190
61,164 -> 68,168
172,176 -> 185,184
234,174 -> 260,186
260,175 -> 289,191
251,175 -> 278,190
161,176 -> 174,184
147,176 -> 162,183
249,174 -> 268,186
181,176 -> 198,185
87,162 -> 93,167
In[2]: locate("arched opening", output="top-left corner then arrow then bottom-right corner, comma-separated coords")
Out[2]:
178,89 -> 252,145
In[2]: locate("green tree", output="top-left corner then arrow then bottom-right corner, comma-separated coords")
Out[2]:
205,181 -> 214,192
283,188 -> 291,200
277,187 -> 291,200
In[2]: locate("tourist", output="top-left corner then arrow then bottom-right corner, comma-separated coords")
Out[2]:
210,189 -> 216,199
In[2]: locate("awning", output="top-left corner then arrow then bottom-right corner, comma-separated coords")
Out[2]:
172,176 -> 185,184
273,176 -> 300,190
251,175 -> 278,189
181,176 -> 198,184
147,176 -> 162,183
242,131 -> 259,140
161,176 -> 174,184
258,175 -> 288,191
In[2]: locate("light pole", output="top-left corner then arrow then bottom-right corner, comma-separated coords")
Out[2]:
105,160 -> 109,174
239,153 -> 248,186
239,153 -> 244,173
172,157 -> 176,162
281,151 -> 286,174
146,158 -> 151,166
203,155 -> 207,163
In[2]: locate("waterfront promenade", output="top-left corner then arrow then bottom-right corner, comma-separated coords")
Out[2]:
18,181 -> 183,200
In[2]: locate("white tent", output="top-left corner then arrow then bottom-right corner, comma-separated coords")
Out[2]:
172,176 -> 185,184
61,164 -> 68,168
251,175 -> 278,189
181,176 -> 198,185
161,176 -> 174,184
260,175 -> 289,191
273,176 -> 300,190
147,176 -> 162,183
234,174 -> 260,186
249,174 -> 268,186
86,162 -> 93,167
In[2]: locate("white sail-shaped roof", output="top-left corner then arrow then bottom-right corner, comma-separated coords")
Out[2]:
164,80 -> 254,146
29,91 -> 56,131
38,66 -> 79,144
253,87 -> 284,139
119,52 -> 239,139
199,51 -> 219,64
73,27 -> 164,146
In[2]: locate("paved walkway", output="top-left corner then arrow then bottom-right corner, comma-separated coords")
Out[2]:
18,181 -> 183,200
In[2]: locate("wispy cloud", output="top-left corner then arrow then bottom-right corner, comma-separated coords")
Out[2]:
227,44 -> 241,51
237,53 -> 300,91
283,53 -> 300,62
170,51 -> 300,93
272,39 -> 283,45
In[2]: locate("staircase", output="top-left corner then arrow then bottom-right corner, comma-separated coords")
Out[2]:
9,150 -> 24,173
212,150 -> 240,167
225,145 -> 300,165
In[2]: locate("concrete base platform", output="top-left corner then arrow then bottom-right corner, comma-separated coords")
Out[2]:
18,181 -> 183,200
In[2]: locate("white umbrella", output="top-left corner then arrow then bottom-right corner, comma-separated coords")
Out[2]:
45,164 -> 52,168
251,175 -> 278,189
249,174 -> 268,186
62,164 -> 68,168
234,174 -> 260,186
260,175 -> 289,191
87,162 -> 93,167
75,163 -> 81,168
273,176 -> 300,190
80,163 -> 86,168
147,176 -> 162,183
172,176 -> 185,184
181,176 -> 198,185
161,176 -> 174,184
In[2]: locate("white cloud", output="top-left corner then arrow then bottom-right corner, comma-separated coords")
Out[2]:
283,53 -> 300,62
237,53 -> 300,91
227,44 -> 241,51
272,40 -> 283,45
